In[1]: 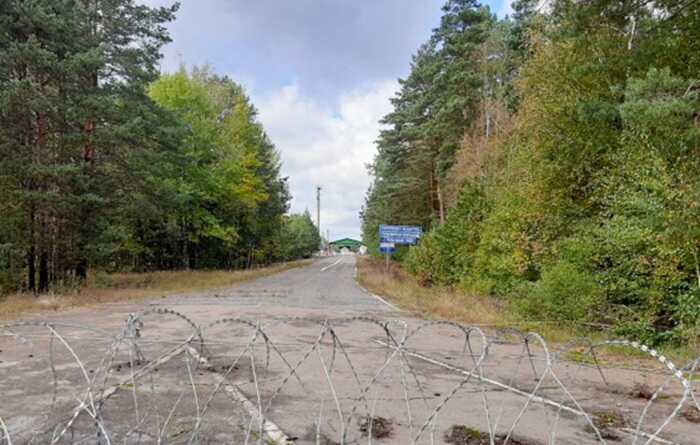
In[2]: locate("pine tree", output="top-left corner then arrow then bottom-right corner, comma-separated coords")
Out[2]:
0,0 -> 178,292
363,0 -> 492,240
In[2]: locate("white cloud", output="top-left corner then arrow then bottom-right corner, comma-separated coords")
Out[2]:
255,80 -> 397,240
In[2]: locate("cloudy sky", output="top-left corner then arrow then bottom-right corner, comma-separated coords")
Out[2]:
142,0 -> 514,240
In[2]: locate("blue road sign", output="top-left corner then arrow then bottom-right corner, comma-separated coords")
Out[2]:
379,241 -> 396,254
379,225 -> 423,245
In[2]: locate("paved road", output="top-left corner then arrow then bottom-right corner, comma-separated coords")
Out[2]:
159,254 -> 394,311
1,255 -> 696,444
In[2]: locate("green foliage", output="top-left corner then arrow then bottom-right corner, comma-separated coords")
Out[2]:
117,67 -> 292,271
0,0 -> 179,291
405,182 -> 489,285
673,290 -> 700,346
516,261 -> 601,322
0,2 -> 297,292
0,243 -> 23,294
280,212 -> 321,260
470,191 -> 536,296
363,0 -> 700,345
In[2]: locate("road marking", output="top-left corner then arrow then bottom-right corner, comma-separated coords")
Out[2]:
369,291 -> 400,311
186,346 -> 294,445
357,285 -> 400,311
320,258 -> 343,272
374,339 -> 587,416
373,340 -> 677,445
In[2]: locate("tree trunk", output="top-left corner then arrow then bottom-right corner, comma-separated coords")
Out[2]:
74,68 -> 99,278
428,155 -> 443,223
75,258 -> 88,282
180,218 -> 189,269
188,243 -> 196,269
437,181 -> 445,225
82,119 -> 95,162
427,167 -> 434,219
27,206 -> 36,293
38,251 -> 49,293
27,245 -> 36,293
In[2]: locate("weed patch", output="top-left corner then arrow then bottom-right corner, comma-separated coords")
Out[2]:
682,406 -> 700,423
444,425 -> 541,445
359,416 -> 393,439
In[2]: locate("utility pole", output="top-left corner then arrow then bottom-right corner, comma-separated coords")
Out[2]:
316,186 -> 322,249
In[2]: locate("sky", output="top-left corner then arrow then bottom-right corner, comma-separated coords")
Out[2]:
141,0 -> 514,241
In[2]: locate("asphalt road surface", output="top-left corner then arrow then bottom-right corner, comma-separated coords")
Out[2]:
1,255 -> 697,444
159,254 -> 395,312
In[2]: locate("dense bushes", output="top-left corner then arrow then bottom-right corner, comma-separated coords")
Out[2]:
404,183 -> 489,286
365,1 -> 700,345
279,212 -> 322,260
515,262 -> 601,323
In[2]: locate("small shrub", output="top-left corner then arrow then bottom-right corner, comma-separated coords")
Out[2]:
516,261 -> 601,322
404,234 -> 440,286
671,290 -> 700,346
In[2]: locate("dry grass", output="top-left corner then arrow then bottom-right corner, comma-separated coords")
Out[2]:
0,260 -> 313,322
357,257 -> 597,347
357,257 -> 697,364
357,257 -> 514,327
357,256 -> 602,342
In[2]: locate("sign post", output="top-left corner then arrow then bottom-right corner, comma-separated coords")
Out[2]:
379,241 -> 396,272
378,225 -> 422,272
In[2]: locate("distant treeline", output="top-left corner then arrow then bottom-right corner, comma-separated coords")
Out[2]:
0,1 -> 320,294
362,0 -> 700,345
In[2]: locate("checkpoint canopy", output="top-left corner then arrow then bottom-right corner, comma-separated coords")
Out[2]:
379,225 -> 423,245
329,238 -> 363,251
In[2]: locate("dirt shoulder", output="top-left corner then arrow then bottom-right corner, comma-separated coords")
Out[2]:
0,259 -> 313,322
356,256 -> 698,366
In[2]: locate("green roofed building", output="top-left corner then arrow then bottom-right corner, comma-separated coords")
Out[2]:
329,238 -> 363,252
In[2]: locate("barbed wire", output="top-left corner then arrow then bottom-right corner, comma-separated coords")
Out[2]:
0,309 -> 698,444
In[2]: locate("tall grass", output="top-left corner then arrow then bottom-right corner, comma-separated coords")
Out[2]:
358,257 -> 513,327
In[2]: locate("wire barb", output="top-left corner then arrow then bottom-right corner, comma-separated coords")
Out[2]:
0,311 -> 697,444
